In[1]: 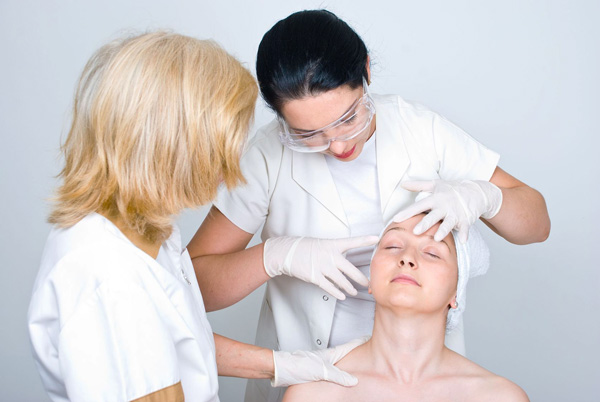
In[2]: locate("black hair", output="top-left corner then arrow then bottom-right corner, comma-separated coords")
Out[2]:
256,9 -> 369,115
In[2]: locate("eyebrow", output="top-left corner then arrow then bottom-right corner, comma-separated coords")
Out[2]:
289,97 -> 361,133
382,226 -> 452,253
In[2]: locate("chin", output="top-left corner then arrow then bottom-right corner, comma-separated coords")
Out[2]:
375,293 -> 417,309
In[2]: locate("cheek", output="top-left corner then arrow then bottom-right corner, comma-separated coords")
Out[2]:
351,135 -> 368,151
447,263 -> 458,287
432,264 -> 458,296
369,254 -> 384,278
368,255 -> 390,296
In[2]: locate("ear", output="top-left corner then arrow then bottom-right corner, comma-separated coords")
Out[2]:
366,55 -> 371,85
450,296 -> 458,309
368,285 -> 372,294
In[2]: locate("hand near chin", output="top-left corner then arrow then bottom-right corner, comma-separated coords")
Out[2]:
263,236 -> 379,299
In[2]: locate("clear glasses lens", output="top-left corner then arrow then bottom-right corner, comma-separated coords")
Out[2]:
279,94 -> 375,153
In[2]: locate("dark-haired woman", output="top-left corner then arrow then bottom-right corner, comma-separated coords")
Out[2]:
188,10 -> 550,402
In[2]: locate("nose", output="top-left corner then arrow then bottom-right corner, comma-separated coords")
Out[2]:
398,252 -> 417,269
328,139 -> 347,155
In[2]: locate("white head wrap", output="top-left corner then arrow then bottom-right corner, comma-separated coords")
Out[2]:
446,225 -> 489,332
373,218 -> 490,333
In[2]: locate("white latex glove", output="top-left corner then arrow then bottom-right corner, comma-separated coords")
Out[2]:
263,236 -> 379,300
271,336 -> 370,387
393,179 -> 502,243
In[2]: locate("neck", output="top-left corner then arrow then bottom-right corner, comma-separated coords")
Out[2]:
101,213 -> 161,259
366,305 -> 449,383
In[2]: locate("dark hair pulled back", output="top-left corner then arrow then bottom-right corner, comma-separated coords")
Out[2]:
256,9 -> 369,115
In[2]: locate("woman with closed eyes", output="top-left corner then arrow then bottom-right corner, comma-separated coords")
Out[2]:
284,214 -> 529,402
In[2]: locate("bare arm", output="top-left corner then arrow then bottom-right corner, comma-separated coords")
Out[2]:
187,206 -> 270,312
484,166 -> 550,245
214,333 -> 274,379
131,382 -> 184,402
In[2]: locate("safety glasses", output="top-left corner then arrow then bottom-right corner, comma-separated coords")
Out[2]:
277,79 -> 375,153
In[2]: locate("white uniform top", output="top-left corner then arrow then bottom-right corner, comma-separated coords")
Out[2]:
213,94 -> 500,402
28,213 -> 219,402
326,132 -> 381,346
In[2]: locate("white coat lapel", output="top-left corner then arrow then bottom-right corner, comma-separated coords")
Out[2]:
103,219 -> 206,343
291,151 -> 348,227
375,98 -> 410,218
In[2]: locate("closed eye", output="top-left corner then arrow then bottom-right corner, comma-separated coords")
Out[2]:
342,113 -> 358,125
425,252 -> 440,259
385,245 -> 403,250
293,131 -> 323,139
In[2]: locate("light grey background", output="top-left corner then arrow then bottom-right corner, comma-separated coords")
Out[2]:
1,1 -> 598,401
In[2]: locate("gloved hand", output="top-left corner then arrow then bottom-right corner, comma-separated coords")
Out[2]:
271,336 -> 370,387
263,236 -> 379,300
393,179 -> 502,243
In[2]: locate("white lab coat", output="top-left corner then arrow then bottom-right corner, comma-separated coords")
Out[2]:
28,213 -> 219,402
214,94 -> 499,402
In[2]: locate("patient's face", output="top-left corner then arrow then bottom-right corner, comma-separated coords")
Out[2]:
370,215 -> 458,312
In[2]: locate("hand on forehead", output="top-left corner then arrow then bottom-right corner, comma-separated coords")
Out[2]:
369,213 -> 460,313
380,214 -> 456,254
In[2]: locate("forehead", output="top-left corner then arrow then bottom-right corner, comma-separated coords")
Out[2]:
382,214 -> 432,237
279,84 -> 362,131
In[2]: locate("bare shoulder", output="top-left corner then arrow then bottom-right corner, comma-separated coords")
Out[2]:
482,375 -> 529,402
283,343 -> 371,402
283,380 -> 345,402
445,351 -> 529,401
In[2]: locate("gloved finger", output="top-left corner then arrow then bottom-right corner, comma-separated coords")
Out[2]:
335,235 -> 379,253
320,335 -> 371,363
392,198 -> 434,223
400,179 -> 436,193
321,365 -> 358,387
316,277 -> 347,300
334,255 -> 369,287
458,225 -> 470,244
322,267 -> 357,296
434,215 -> 458,242
413,208 -> 446,235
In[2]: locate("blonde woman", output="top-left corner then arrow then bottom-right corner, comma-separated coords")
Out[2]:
28,32 -> 361,402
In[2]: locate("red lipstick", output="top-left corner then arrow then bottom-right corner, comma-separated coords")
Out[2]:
334,145 -> 356,160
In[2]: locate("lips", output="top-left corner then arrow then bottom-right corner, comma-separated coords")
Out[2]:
391,274 -> 421,287
334,145 -> 356,159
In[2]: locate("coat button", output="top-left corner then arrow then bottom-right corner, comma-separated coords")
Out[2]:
316,339 -> 322,346
322,295 -> 329,301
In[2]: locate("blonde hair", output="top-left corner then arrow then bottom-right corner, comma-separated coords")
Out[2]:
49,31 -> 257,242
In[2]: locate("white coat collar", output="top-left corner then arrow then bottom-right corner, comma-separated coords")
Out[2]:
291,150 -> 348,227
96,214 -> 207,342
373,95 -> 410,218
